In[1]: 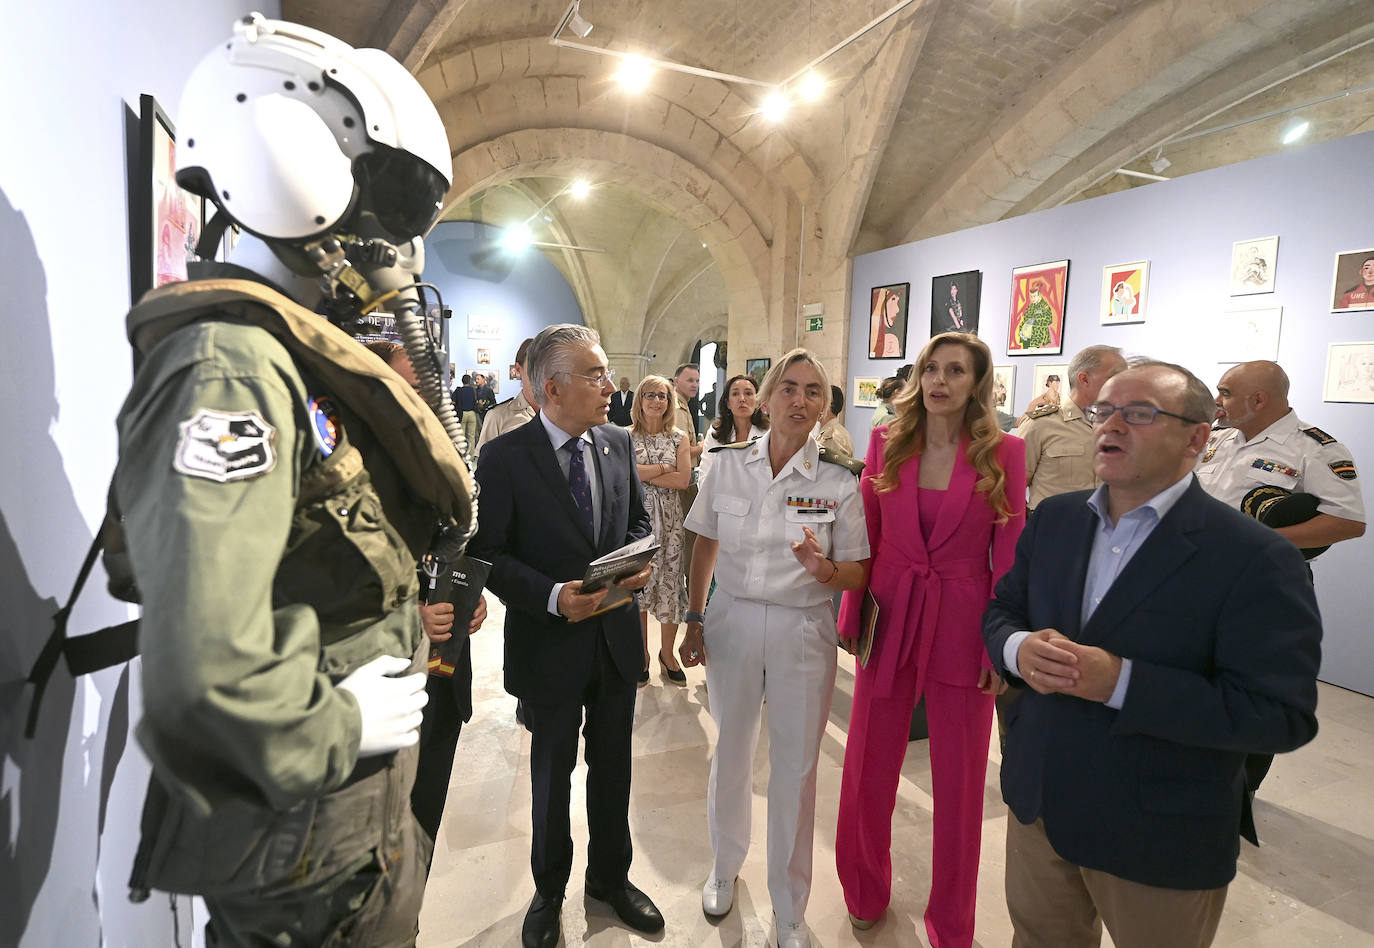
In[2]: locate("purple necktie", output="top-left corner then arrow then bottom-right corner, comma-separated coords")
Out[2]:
565,437 -> 595,539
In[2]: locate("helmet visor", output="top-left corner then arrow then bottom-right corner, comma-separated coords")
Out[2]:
354,145 -> 448,242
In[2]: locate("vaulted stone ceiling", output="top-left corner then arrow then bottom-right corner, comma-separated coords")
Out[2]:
283,0 -> 1374,379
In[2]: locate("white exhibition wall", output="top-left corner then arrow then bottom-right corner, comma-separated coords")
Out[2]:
0,2 -> 278,945
846,129 -> 1374,697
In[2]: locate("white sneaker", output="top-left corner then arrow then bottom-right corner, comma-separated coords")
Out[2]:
775,916 -> 811,948
701,876 -> 735,917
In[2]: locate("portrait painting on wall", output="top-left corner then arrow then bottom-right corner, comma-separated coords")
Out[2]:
1031,363 -> 1069,412
133,93 -> 203,304
1323,342 -> 1374,403
930,270 -> 981,336
991,364 -> 1016,421
1099,260 -> 1149,325
1230,236 -> 1278,296
1329,249 -> 1374,312
476,347 -> 491,364
1007,260 -> 1068,356
853,376 -> 881,409
745,358 -> 771,388
868,282 -> 910,359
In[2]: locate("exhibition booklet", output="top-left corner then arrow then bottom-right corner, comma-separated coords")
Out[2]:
582,534 -> 660,616
421,553 -> 492,677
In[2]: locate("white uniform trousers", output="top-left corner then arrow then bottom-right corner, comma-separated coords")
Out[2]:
703,587 -> 838,924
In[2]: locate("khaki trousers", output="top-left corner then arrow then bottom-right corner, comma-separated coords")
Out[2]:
1005,813 -> 1227,948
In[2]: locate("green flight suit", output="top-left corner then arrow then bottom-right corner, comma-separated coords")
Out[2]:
114,271 -> 470,947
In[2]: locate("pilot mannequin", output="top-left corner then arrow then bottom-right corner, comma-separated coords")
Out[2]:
113,15 -> 473,946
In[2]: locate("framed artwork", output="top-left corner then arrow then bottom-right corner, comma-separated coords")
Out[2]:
1100,260 -> 1149,325
1330,248 -> 1374,312
1031,363 -> 1069,410
868,282 -> 910,359
1230,236 -> 1278,296
853,376 -> 881,409
991,364 -> 1016,416
132,93 -> 203,303
1323,342 -> 1374,403
476,347 -> 491,364
745,357 -> 771,387
930,270 -> 981,336
1007,260 -> 1068,356
1215,307 -> 1282,363
508,363 -> 521,380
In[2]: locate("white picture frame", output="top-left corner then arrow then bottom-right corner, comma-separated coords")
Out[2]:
1323,342 -> 1374,403
1230,236 -> 1278,296
1100,260 -> 1149,325
1329,248 -> 1374,312
1215,306 -> 1282,363
853,376 -> 881,409
992,364 -> 1016,415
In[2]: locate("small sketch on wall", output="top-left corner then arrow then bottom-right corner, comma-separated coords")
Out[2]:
1215,307 -> 1282,363
1323,342 -> 1374,403
1230,236 -> 1278,296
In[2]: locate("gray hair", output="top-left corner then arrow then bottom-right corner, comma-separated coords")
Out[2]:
757,348 -> 831,407
1067,345 -> 1124,391
525,323 -> 601,407
1121,359 -> 1215,424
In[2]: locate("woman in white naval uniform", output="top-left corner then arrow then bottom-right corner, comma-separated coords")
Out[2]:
679,349 -> 871,948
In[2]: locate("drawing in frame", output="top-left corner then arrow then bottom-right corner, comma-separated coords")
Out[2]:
853,376 -> 881,409
1100,260 -> 1149,325
745,358 -> 771,388
1330,248 -> 1374,312
1007,260 -> 1068,356
132,93 -> 203,304
868,282 -> 909,359
930,270 -> 981,336
1230,236 -> 1278,296
1031,363 -> 1069,411
1322,342 -> 1374,403
991,364 -> 1016,420
1214,307 -> 1282,363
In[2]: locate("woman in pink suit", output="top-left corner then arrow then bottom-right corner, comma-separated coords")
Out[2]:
835,332 -> 1026,946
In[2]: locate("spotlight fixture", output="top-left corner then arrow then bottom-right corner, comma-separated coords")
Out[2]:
568,6 -> 593,38
615,55 -> 653,92
761,90 -> 790,122
1281,118 -> 1310,145
798,72 -> 826,102
502,224 -> 533,252
1150,150 -> 1172,174
568,178 -> 592,199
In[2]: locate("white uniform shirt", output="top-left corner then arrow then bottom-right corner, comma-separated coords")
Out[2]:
698,423 -> 767,485
685,430 -> 869,607
1195,410 -> 1364,522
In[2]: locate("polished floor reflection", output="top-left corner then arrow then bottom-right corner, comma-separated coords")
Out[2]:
419,601 -> 1374,947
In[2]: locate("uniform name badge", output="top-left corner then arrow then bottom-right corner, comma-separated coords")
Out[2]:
174,408 -> 277,482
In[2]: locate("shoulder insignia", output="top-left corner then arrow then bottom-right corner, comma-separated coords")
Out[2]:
819,445 -> 865,476
1027,404 -> 1060,420
708,440 -> 754,453
174,408 -> 276,482
1302,426 -> 1336,446
1329,458 -> 1358,481
495,396 -> 514,407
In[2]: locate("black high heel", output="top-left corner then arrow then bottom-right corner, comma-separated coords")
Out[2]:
658,650 -> 687,686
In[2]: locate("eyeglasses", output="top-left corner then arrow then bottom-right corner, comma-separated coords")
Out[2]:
562,367 -> 615,386
1084,402 -> 1206,426
640,391 -> 670,401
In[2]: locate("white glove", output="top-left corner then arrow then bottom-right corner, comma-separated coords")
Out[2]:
337,655 -> 428,757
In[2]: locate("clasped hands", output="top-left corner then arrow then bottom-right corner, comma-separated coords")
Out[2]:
557,564 -> 653,623
1016,628 -> 1122,703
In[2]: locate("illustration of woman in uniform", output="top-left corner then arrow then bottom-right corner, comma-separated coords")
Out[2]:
1014,281 -> 1054,350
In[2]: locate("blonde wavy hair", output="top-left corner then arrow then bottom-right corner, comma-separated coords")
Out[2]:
875,332 -> 1013,523
630,375 -> 678,435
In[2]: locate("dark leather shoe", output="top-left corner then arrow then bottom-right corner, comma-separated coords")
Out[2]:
584,876 -> 665,934
522,891 -> 563,948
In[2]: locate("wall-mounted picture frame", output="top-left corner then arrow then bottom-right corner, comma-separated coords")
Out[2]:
1215,306 -> 1283,363
991,364 -> 1016,418
1230,236 -> 1278,296
853,376 -> 881,409
1323,342 -> 1374,403
1330,248 -> 1374,312
745,357 -> 771,387
868,282 -> 910,359
1007,260 -> 1068,356
131,93 -> 203,304
1031,363 -> 1069,410
1100,260 -> 1149,325
930,270 -> 981,336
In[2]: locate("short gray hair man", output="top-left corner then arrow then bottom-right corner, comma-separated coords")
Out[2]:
1067,345 -> 1125,392
525,324 -> 602,407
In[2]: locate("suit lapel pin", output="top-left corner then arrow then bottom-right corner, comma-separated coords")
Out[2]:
602,445 -> 609,454
804,460 -> 812,470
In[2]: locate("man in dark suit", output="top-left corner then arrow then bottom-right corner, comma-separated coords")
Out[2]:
983,361 -> 1321,948
608,376 -> 634,426
470,324 -> 664,948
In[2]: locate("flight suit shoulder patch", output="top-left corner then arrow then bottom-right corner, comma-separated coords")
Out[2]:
173,408 -> 277,482
1329,458 -> 1358,481
818,446 -> 865,476
1027,404 -> 1060,420
1302,426 -> 1336,446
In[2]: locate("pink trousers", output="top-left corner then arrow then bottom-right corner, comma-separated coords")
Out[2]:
835,663 -> 994,948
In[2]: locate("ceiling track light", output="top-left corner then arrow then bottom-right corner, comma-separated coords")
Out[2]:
1281,118 -> 1310,145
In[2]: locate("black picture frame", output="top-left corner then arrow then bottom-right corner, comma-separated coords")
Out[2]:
868,282 -> 910,359
930,270 -> 981,337
130,93 -> 203,304
745,358 -> 771,387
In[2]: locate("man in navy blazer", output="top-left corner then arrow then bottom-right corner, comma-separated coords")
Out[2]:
983,361 -> 1321,948
469,324 -> 663,948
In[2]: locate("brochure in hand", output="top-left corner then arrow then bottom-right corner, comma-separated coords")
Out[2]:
421,553 -> 492,677
581,534 -> 660,617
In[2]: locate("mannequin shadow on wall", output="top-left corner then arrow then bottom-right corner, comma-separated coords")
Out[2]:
0,184 -> 139,943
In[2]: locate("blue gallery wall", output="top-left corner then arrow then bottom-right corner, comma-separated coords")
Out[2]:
847,129 -> 1374,696
426,220 -> 584,389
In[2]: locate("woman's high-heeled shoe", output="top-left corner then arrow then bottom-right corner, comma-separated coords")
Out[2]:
658,650 -> 687,686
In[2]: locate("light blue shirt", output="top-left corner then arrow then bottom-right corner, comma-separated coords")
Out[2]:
540,413 -> 603,616
1002,472 -> 1196,709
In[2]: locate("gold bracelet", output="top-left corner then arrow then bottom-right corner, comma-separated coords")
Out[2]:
822,559 -> 839,584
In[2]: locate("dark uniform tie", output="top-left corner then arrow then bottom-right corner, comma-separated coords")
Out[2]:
565,436 -> 595,539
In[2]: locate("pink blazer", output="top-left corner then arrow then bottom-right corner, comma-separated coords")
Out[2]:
839,427 -> 1026,699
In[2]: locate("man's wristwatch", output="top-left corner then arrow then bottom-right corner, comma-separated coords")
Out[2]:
684,611 -> 706,624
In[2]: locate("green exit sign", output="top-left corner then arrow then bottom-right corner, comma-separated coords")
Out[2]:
806,316 -> 824,332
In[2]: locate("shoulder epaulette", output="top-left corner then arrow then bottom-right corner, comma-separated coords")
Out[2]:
819,445 -> 865,476
494,396 -> 514,407
1302,426 -> 1336,446
1027,404 -> 1060,420
708,440 -> 753,453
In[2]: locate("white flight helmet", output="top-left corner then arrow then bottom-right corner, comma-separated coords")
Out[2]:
175,13 -> 451,247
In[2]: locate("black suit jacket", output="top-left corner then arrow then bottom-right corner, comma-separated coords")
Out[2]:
983,478 -> 1321,890
470,418 -> 652,702
608,390 -> 633,426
